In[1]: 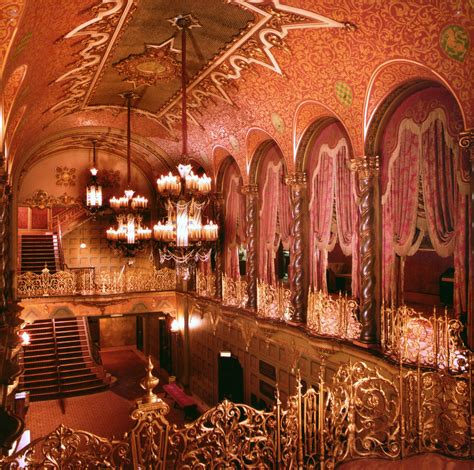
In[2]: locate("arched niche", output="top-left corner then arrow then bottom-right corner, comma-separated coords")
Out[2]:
298,119 -> 358,297
367,81 -> 469,316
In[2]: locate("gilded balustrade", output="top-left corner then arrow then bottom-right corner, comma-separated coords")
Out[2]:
381,304 -> 469,372
1,356 -> 471,467
306,288 -> 362,340
16,266 -> 176,298
222,273 -> 248,308
257,279 -> 294,322
196,271 -> 216,298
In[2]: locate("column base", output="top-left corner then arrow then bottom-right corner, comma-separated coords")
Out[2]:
352,339 -> 379,350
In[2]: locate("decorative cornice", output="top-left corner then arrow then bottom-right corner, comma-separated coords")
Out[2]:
349,156 -> 379,179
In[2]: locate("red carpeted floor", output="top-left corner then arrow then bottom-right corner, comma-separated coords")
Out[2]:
25,348 -> 186,441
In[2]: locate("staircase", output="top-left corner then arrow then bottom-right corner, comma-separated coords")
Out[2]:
20,318 -> 109,401
19,233 -> 60,274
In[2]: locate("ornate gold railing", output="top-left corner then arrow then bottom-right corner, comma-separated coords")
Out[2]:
306,288 -> 362,340
196,271 -> 216,298
2,357 -> 471,468
257,279 -> 294,322
17,266 -> 176,298
381,304 -> 469,371
222,273 -> 248,308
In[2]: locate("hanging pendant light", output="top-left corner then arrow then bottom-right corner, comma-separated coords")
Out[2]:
85,140 -> 103,214
106,92 -> 152,256
153,14 -> 218,279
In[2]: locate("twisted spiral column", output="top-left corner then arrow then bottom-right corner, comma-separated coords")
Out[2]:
0,182 -> 11,311
242,184 -> 258,309
350,156 -> 379,344
286,172 -> 307,323
214,193 -> 225,299
458,128 -> 474,349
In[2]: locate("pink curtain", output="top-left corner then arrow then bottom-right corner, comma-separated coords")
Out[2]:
421,116 -> 468,312
309,149 -> 335,291
382,106 -> 468,315
382,126 -> 421,303
258,146 -> 291,285
334,144 -> 359,296
223,162 -> 245,279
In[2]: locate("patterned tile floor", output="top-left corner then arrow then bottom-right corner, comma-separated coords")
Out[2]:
25,348 -> 185,440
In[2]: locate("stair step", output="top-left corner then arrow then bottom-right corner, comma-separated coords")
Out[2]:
21,318 -> 107,399
30,384 -> 108,402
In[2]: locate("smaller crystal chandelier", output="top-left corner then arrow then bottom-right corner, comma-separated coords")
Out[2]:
153,15 -> 218,279
85,140 -> 103,214
106,92 -> 152,256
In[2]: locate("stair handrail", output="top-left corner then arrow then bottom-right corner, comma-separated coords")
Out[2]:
51,205 -> 88,232
51,319 -> 62,398
55,220 -> 66,271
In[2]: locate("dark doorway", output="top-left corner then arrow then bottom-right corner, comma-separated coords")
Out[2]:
159,318 -> 172,374
136,316 -> 144,352
218,354 -> 244,403
88,317 -> 100,344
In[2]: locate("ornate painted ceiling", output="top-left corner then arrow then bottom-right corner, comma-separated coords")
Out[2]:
1,0 -> 472,188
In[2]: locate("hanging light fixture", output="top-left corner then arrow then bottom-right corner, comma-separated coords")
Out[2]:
153,14 -> 218,279
106,92 -> 152,256
85,140 -> 103,213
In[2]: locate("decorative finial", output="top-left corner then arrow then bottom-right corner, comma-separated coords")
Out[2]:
139,356 -> 160,404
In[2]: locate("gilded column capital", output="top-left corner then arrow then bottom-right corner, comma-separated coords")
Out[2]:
285,171 -> 307,189
459,128 -> 474,152
349,155 -> 380,180
241,184 -> 258,195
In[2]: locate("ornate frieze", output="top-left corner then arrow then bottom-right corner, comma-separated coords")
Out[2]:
23,189 -> 78,209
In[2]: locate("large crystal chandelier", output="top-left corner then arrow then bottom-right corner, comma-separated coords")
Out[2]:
85,140 -> 103,213
153,15 -> 218,279
106,92 -> 152,256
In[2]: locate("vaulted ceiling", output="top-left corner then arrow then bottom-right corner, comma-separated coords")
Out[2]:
1,0 -> 472,189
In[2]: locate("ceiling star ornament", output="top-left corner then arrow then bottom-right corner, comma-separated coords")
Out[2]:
158,1 -> 347,134
113,40 -> 181,88
50,0 -> 346,133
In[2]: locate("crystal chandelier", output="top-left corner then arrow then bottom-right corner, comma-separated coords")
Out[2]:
153,15 -> 218,279
85,140 -> 103,213
106,92 -> 152,256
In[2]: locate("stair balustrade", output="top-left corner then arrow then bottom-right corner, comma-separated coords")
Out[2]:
16,266 -> 177,298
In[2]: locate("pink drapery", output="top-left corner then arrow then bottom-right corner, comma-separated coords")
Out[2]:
223,162 -> 246,279
421,114 -> 468,312
309,149 -> 335,291
334,145 -> 359,296
308,137 -> 358,294
382,107 -> 469,314
382,125 -> 421,304
258,146 -> 291,285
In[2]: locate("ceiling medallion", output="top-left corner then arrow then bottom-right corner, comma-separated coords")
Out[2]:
114,41 -> 181,88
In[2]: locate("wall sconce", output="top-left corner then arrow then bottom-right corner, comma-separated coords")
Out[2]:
170,318 -> 180,333
19,331 -> 30,346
